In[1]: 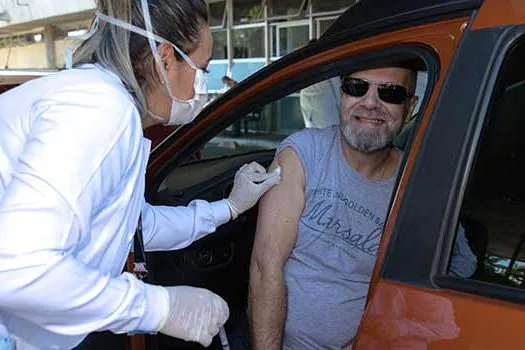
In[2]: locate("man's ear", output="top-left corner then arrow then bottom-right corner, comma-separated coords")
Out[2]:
405,95 -> 419,122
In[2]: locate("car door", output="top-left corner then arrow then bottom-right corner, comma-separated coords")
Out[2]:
355,1 -> 525,349
142,8 -> 472,349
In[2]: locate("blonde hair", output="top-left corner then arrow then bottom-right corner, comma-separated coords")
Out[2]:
74,0 -> 208,117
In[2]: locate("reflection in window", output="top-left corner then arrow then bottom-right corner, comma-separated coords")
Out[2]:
275,25 -> 309,57
458,39 -> 525,288
208,1 -> 226,27
212,30 -> 227,59
233,27 -> 264,58
311,0 -> 355,13
233,0 -> 264,25
267,0 -> 305,18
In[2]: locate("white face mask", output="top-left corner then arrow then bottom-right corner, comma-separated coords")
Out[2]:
95,0 -> 209,126
166,60 -> 209,126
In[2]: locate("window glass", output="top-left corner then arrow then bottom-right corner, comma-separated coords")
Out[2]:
212,30 -> 228,59
200,91 -> 304,159
231,59 -> 265,82
233,0 -> 264,25
200,69 -> 428,160
311,0 -> 356,13
207,61 -> 228,92
233,27 -> 264,58
274,24 -> 309,57
267,0 -> 305,18
208,1 -> 226,27
317,18 -> 337,37
455,40 -> 525,287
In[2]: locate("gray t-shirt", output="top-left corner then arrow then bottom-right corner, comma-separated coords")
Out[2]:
276,126 -> 477,350
277,126 -> 396,349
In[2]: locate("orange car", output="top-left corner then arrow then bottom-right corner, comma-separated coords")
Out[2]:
143,0 -> 525,349
3,0 -> 525,349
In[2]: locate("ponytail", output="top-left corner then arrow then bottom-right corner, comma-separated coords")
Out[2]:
74,0 -> 147,116
73,0 -> 209,118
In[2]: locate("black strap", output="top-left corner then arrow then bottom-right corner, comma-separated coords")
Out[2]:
133,214 -> 148,280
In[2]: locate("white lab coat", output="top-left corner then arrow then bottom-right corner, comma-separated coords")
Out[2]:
0,64 -> 231,349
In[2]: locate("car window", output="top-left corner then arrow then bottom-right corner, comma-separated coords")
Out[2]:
453,39 -> 525,287
200,71 -> 429,160
201,89 -> 305,159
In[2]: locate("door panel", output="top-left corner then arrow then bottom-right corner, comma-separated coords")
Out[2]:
147,152 -> 274,350
358,281 -> 525,350
356,22 -> 525,350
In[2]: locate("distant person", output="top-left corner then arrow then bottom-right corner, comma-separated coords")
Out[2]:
222,75 -> 238,89
300,76 -> 341,128
299,39 -> 341,128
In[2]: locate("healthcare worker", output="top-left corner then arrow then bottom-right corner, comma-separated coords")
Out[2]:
0,0 -> 281,349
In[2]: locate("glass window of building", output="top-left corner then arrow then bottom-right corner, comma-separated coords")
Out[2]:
208,0 -> 227,28
212,30 -> 228,59
311,0 -> 356,14
233,27 -> 264,58
233,0 -> 264,25
267,0 -> 306,18
273,22 -> 310,57
316,17 -> 338,37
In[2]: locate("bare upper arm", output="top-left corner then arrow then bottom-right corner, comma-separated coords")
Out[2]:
252,147 -> 306,274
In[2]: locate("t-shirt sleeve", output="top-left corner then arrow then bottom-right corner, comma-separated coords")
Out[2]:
276,128 -> 317,185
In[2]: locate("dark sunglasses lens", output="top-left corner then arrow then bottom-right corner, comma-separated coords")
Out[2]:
342,78 -> 369,97
377,84 -> 409,104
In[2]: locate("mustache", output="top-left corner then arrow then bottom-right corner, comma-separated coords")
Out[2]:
349,107 -> 388,120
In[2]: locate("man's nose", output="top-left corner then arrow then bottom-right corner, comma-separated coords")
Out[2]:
361,85 -> 381,108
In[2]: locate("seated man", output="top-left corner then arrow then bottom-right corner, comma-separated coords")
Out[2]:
248,65 -> 477,350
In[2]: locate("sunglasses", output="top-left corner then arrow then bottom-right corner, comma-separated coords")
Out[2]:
341,77 -> 413,104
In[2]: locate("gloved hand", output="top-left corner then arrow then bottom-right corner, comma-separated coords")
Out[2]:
158,286 -> 229,347
226,161 -> 281,219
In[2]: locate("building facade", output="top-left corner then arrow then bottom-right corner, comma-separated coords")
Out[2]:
0,0 -> 356,90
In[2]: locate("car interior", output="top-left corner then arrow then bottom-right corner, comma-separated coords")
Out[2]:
456,40 -> 525,287
145,54 -> 434,349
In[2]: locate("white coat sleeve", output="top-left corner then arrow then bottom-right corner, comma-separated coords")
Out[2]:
0,87 -> 168,336
141,199 -> 232,251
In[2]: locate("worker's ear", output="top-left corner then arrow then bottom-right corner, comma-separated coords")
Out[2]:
157,43 -> 176,71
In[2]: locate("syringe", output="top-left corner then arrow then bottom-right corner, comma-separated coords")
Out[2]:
219,326 -> 230,350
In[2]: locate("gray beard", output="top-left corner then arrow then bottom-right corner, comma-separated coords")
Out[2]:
340,121 -> 399,153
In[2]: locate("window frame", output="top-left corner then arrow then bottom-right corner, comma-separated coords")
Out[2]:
148,44 -> 438,197
208,0 -> 227,29
308,0 -> 356,17
436,29 -> 525,302
271,19 -> 310,59
266,0 -> 308,20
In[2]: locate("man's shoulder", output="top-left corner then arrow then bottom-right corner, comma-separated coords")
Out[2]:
277,126 -> 339,174
283,125 -> 338,147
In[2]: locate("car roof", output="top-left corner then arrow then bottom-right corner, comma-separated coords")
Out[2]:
323,0 -> 484,39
